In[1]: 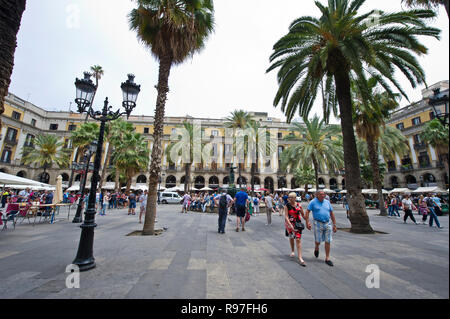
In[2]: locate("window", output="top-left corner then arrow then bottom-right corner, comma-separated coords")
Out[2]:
144,127 -> 150,134
277,132 -> 283,139
211,130 -> 218,137
6,127 -> 17,142
12,111 -> 21,120
68,124 -> 77,131
1,148 -> 12,163
418,152 -> 430,168
387,160 -> 396,171
171,128 -> 177,134
25,134 -> 35,147
411,117 -> 421,126
49,124 -> 58,130
396,122 -> 404,130
31,119 -> 36,127
413,134 -> 421,144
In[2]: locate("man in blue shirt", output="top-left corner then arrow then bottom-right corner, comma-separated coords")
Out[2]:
234,188 -> 249,232
305,190 -> 337,266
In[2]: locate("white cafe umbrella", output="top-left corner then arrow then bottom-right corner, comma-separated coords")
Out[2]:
53,175 -> 63,204
0,172 -> 53,187
200,187 -> 213,191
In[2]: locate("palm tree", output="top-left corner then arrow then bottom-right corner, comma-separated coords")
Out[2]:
267,0 -> 440,233
129,0 -> 214,236
21,134 -> 71,181
71,122 -> 99,161
98,118 -> 134,190
114,132 -> 149,194
224,110 -> 253,187
246,120 -> 276,196
0,0 -> 27,131
165,121 -> 205,192
402,0 -> 449,18
420,119 -> 449,173
281,116 -> 344,190
354,79 -> 400,215
293,166 -> 315,193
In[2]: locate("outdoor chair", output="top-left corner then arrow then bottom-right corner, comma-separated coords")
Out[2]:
1,203 -> 20,231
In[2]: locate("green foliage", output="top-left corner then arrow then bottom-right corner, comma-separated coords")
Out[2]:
360,161 -> 386,186
293,166 -> 315,188
70,122 -> 100,149
281,115 -> 344,176
267,0 -> 440,122
21,134 -> 71,170
420,119 -> 449,149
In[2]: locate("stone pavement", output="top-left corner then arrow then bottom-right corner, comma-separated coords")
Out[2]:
0,203 -> 448,299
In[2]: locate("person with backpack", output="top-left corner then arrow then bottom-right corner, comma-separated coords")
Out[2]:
234,188 -> 249,232
128,191 -> 137,215
215,191 -> 233,234
389,195 -> 400,218
425,194 -> 443,229
253,195 -> 260,216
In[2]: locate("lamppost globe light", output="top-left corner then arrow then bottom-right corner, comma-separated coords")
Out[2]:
74,72 -> 96,113
121,74 -> 141,118
89,140 -> 98,153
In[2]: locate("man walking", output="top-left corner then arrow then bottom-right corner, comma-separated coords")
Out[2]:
265,193 -> 275,225
234,187 -> 249,232
305,190 -> 337,267
215,191 -> 233,234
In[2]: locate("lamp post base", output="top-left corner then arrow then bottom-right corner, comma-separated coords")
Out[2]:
72,216 -> 83,223
73,258 -> 96,272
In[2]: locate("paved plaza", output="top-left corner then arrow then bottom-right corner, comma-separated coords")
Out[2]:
0,204 -> 448,299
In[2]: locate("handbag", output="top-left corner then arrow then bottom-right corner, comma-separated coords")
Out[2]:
294,219 -> 304,230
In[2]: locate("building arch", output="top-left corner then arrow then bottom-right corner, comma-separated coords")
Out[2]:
194,176 -> 205,189
137,175 -> 147,184
17,170 -> 27,178
264,177 -> 274,192
223,176 -> 230,185
209,176 -> 219,187
390,176 -> 399,188
60,173 -> 70,182
166,175 -> 176,188
329,178 -> 338,190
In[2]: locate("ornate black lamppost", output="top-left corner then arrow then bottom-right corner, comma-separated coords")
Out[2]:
72,141 -> 97,223
72,73 -> 140,271
429,88 -> 449,127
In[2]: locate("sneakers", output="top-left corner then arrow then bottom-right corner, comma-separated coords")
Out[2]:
236,227 -> 239,232
314,250 -> 319,258
325,260 -> 334,267
242,227 -> 245,231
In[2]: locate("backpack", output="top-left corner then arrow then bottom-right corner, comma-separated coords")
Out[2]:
426,197 -> 434,207
253,198 -> 258,205
219,195 -> 228,209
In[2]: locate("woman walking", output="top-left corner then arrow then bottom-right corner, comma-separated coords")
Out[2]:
402,194 -> 418,225
139,190 -> 148,224
418,195 -> 429,224
284,192 -> 306,267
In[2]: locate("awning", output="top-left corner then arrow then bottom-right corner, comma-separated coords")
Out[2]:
411,186 -> 448,194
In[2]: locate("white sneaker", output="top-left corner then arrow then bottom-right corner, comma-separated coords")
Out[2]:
422,222 -> 427,225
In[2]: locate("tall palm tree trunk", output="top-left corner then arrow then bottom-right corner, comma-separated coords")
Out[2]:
251,162 -> 256,196
114,165 -> 120,191
443,0 -> 449,18
99,145 -> 112,190
0,0 -> 26,130
367,137 -> 387,216
312,155 -> 319,190
185,163 -> 191,192
143,55 -> 172,236
334,70 -> 374,234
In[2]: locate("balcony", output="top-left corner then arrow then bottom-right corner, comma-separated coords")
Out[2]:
418,163 -> 432,169
166,166 -> 177,172
400,165 -> 414,172
413,142 -> 427,150
388,167 -> 397,172
4,138 -> 18,146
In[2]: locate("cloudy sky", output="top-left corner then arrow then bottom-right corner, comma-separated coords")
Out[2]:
9,0 -> 449,124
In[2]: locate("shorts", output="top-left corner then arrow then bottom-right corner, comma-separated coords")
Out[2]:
344,204 -> 349,210
129,200 -> 136,209
313,220 -> 332,243
236,205 -> 246,217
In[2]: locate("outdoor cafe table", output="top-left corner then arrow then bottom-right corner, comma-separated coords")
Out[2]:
17,203 -> 73,225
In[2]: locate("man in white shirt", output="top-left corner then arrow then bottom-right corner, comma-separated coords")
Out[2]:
401,194 -> 418,225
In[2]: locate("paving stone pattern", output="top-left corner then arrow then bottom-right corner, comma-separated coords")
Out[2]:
0,204 -> 448,299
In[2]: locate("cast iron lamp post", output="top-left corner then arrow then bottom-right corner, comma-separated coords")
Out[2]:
72,141 -> 97,223
72,73 -> 140,271
429,88 -> 449,127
